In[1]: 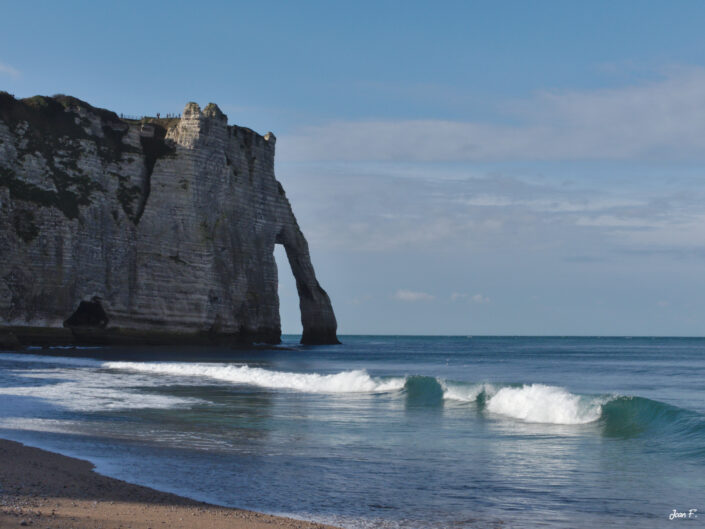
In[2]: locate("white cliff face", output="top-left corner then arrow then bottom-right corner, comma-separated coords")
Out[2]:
0,94 -> 338,345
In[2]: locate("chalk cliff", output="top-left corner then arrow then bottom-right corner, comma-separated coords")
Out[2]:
0,93 -> 339,346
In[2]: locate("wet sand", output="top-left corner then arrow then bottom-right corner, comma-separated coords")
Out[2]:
0,439 -> 339,529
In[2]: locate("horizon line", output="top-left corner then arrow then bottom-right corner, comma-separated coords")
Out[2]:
280,333 -> 705,339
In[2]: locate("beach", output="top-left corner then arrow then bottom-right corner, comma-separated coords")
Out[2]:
0,439 -> 337,529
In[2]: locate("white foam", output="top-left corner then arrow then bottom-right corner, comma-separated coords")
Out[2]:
0,356 -> 202,412
0,368 -> 201,412
485,384 -> 604,424
0,417 -> 100,434
104,362 -> 406,394
442,382 -> 497,402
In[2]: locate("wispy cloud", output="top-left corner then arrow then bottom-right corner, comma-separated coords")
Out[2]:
275,67 -> 705,263
280,159 -> 697,255
280,67 -> 705,162
350,294 -> 373,305
451,292 -> 490,304
0,61 -> 20,79
394,289 -> 435,302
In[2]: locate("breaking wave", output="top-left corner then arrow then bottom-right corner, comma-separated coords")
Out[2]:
1,353 -> 703,437
600,395 -> 705,443
414,378 -> 607,424
439,380 -> 705,435
483,384 -> 606,424
104,362 -> 406,394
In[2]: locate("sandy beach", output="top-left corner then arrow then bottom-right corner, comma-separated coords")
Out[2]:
0,439 -> 339,529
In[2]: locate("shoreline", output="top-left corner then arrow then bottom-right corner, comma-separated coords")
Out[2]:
0,438 -> 339,529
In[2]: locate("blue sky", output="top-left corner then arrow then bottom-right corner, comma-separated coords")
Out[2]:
3,1 -> 705,335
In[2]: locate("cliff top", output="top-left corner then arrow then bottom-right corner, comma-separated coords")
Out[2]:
0,92 -> 272,141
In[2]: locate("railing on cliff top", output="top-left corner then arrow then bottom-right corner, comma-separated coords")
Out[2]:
119,113 -> 181,121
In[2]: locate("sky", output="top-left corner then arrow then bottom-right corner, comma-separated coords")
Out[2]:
3,1 -> 705,335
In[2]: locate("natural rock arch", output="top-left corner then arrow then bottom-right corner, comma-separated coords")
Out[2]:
275,228 -> 339,345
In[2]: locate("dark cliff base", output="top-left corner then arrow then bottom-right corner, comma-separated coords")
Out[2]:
0,326 -> 283,349
301,328 -> 342,345
0,326 -> 341,349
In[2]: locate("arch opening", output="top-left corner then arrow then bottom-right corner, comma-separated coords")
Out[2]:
274,243 -> 303,339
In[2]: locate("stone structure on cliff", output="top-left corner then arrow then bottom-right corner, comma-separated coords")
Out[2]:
0,93 -> 338,346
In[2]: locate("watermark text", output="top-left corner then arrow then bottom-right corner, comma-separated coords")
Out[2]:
669,509 -> 698,520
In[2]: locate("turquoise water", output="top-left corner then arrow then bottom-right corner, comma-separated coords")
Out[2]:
0,336 -> 703,528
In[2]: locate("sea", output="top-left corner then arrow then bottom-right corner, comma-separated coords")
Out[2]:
0,336 -> 702,528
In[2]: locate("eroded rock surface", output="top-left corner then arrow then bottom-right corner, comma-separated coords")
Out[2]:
0,93 -> 338,345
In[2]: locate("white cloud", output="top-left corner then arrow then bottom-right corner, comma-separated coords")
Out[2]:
279,67 -> 705,162
471,294 -> 491,304
450,292 -> 468,301
462,195 -> 646,213
0,61 -> 20,79
612,212 -> 705,248
394,289 -> 435,302
574,215 -> 659,228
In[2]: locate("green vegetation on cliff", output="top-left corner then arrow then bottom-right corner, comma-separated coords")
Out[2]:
0,92 -> 174,223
